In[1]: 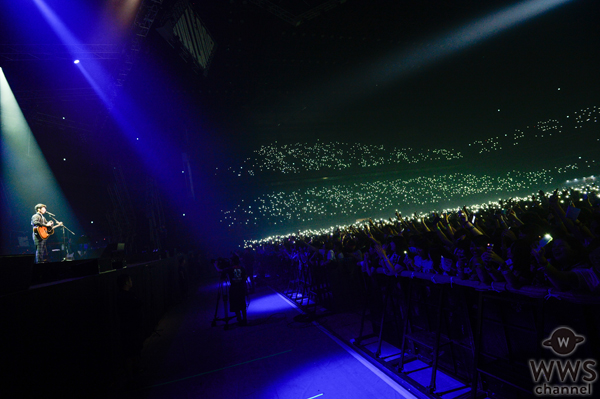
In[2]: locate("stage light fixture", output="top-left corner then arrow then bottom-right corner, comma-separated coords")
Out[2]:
74,60 -> 80,64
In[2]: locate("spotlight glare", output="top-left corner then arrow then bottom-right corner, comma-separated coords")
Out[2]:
74,60 -> 80,64
1,67 -> 82,250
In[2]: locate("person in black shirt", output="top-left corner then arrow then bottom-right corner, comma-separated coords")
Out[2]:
31,203 -> 54,264
228,256 -> 248,325
215,257 -> 249,326
240,248 -> 255,293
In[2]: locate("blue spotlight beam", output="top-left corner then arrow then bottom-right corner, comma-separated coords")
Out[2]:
33,0 -> 190,224
32,0 -> 81,48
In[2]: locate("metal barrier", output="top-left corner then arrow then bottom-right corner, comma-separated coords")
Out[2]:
350,268 -> 600,398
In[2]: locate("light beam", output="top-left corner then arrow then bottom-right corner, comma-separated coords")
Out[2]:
0,68 -> 81,255
373,0 -> 574,82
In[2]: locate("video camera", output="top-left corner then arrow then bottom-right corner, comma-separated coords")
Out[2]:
213,257 -> 232,273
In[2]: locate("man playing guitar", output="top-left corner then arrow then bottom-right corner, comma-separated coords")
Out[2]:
31,203 -> 62,264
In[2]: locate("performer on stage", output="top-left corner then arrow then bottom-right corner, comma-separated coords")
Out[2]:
31,203 -> 54,264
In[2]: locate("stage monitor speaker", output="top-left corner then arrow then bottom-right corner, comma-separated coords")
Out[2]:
0,254 -> 34,296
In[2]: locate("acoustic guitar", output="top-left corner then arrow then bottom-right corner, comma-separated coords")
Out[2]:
33,222 -> 63,240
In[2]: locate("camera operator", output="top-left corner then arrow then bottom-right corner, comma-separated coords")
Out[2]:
214,256 -> 248,326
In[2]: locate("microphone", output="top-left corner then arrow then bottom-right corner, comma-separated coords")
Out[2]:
47,211 -> 56,216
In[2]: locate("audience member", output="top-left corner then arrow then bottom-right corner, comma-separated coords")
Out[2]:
245,185 -> 600,295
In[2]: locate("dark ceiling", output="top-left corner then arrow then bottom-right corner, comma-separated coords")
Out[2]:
3,0 -> 599,151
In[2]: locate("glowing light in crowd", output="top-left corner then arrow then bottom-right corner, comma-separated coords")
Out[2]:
217,104 -> 595,178
217,100 -> 598,239
221,168 -> 564,228
216,142 -> 463,177
244,182 -> 595,247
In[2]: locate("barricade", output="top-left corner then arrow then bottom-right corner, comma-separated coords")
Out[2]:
349,269 -> 600,398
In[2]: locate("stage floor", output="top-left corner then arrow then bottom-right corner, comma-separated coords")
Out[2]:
108,277 -> 418,399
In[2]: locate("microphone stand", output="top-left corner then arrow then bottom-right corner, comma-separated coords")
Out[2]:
49,215 -> 75,261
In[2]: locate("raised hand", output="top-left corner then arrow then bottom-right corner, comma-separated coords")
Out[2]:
481,250 -> 503,265
442,212 -> 450,225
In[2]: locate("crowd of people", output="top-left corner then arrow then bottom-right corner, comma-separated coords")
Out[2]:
216,104 -> 600,181
218,102 -> 600,232
217,141 -> 463,177
221,169 -> 559,227
245,185 -> 600,294
215,108 -> 598,178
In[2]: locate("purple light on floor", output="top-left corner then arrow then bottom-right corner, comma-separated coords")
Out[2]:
253,351 -> 360,398
247,292 -> 295,315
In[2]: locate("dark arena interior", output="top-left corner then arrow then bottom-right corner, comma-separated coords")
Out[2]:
1,0 -> 600,398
